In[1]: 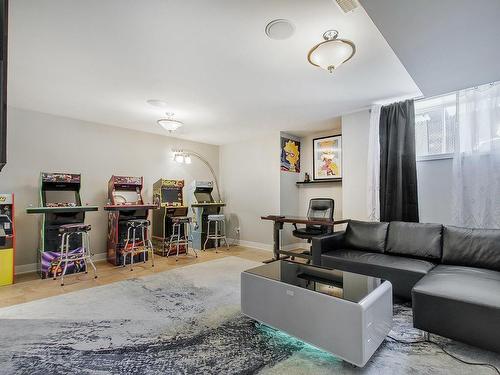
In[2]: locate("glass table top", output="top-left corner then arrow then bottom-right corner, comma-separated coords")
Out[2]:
244,260 -> 385,303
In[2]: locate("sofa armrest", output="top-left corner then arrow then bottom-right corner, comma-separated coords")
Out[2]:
311,231 -> 346,266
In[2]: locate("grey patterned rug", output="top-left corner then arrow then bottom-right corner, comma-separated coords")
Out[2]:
0,256 -> 499,375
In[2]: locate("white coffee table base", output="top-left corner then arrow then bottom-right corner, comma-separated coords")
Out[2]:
241,271 -> 392,367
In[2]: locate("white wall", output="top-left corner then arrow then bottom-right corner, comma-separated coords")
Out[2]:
298,127 -> 343,222
342,110 -> 371,220
1,107 -> 219,268
219,133 -> 280,248
417,158 -> 453,224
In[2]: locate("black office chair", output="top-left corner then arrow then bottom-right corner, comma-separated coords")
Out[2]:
292,198 -> 335,245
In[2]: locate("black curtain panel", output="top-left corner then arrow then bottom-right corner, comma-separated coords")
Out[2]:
379,99 -> 419,222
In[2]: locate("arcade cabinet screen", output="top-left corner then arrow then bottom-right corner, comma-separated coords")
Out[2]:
113,190 -> 141,205
45,190 -> 77,207
195,192 -> 213,203
162,189 -> 181,204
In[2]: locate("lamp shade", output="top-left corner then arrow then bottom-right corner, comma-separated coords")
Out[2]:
308,30 -> 355,73
158,119 -> 183,132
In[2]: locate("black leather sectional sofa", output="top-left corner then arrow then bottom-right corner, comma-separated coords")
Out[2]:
311,220 -> 500,353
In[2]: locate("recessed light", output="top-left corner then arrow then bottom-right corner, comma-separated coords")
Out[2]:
265,19 -> 295,40
147,99 -> 168,108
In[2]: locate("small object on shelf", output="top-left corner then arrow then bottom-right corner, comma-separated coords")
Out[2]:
296,178 -> 342,185
304,173 -> 310,182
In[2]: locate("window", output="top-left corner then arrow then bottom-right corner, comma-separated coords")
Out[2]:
414,93 -> 457,160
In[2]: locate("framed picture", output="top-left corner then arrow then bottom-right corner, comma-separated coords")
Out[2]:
281,136 -> 300,173
313,135 -> 342,180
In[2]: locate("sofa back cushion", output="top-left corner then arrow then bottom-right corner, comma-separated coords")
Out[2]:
386,221 -> 443,260
344,220 -> 388,253
443,226 -> 500,271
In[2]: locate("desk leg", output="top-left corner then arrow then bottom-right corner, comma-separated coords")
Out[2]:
263,221 -> 283,263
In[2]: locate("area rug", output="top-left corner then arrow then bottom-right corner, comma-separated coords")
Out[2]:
0,256 -> 499,375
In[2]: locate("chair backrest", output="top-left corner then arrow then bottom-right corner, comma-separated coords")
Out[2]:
307,198 -> 334,231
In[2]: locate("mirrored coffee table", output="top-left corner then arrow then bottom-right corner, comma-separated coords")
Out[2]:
241,260 -> 392,367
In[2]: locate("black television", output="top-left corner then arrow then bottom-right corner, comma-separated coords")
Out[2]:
0,0 -> 7,172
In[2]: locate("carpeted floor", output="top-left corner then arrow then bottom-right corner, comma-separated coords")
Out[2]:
0,256 -> 499,374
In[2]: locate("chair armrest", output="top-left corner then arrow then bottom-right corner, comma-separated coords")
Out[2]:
311,231 -> 346,266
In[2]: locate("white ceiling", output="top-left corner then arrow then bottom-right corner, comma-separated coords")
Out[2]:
360,0 -> 500,97
8,0 -> 420,145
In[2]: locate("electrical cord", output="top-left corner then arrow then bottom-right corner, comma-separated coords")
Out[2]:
387,334 -> 500,375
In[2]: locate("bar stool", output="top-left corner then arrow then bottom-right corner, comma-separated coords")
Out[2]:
55,223 -> 97,286
167,216 -> 197,261
123,219 -> 155,271
203,214 -> 229,253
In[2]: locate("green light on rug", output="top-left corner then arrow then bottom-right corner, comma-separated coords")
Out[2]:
255,322 -> 338,362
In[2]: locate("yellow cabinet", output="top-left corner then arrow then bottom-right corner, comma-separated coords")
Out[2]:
0,248 -> 14,286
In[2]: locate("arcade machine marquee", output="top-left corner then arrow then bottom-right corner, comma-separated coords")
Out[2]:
26,173 -> 98,278
104,175 -> 158,265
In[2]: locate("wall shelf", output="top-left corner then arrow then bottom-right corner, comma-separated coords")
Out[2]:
296,179 -> 342,185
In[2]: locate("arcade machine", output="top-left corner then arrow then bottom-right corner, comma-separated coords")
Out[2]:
0,193 -> 15,286
151,179 -> 189,256
188,180 -> 225,250
104,176 -> 158,265
26,173 -> 98,278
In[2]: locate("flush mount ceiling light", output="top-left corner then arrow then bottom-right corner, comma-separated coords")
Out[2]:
265,19 -> 295,40
157,113 -> 183,132
147,99 -> 169,108
307,30 -> 356,73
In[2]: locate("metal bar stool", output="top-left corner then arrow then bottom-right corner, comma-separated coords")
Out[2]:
123,219 -> 155,271
167,216 -> 197,261
203,214 -> 229,253
55,223 -> 97,286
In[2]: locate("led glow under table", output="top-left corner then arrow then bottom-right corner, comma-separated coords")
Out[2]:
241,260 -> 392,367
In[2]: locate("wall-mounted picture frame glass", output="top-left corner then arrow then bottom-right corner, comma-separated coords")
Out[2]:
313,135 -> 342,180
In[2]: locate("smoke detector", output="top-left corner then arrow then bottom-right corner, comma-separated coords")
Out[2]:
334,0 -> 358,13
265,19 -> 295,40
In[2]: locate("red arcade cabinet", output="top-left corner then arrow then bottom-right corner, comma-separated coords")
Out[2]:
104,176 -> 157,265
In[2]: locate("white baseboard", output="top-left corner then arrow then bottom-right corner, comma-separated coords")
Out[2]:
15,252 -> 108,275
227,239 -> 309,252
228,238 -> 273,251
282,242 -> 310,251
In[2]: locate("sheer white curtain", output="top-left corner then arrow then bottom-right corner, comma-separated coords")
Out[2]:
367,104 -> 381,221
452,82 -> 500,228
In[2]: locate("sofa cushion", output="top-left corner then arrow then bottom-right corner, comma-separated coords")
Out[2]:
321,249 -> 436,299
412,265 -> 500,353
386,221 -> 442,260
344,220 -> 388,253
443,226 -> 500,272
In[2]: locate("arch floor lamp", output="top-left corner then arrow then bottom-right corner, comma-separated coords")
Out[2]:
171,149 -> 222,201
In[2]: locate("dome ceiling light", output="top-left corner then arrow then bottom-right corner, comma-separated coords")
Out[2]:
157,113 -> 183,132
146,99 -> 169,108
307,30 -> 356,73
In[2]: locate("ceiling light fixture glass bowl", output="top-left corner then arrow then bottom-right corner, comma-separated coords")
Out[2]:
307,30 -> 356,73
157,113 -> 183,132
